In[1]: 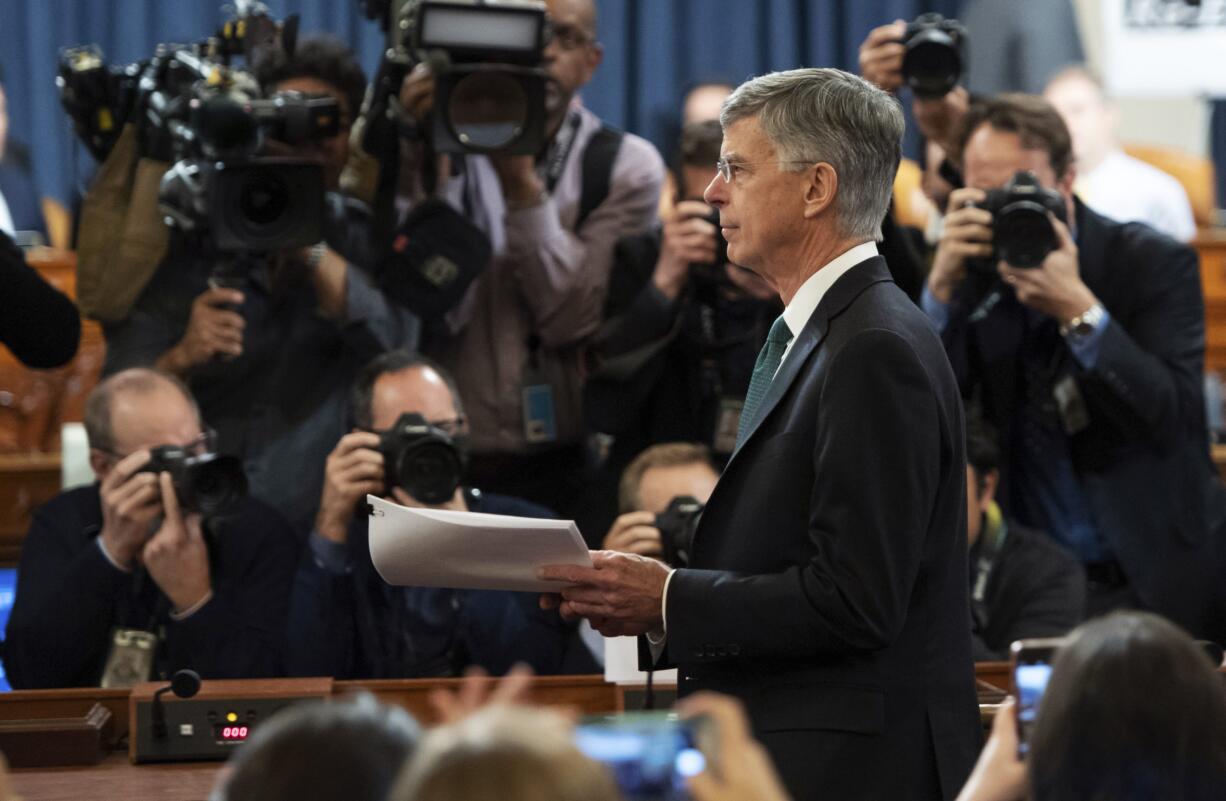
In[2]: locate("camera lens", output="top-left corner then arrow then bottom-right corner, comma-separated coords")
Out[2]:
239,171 -> 290,226
183,454 -> 248,516
447,72 -> 528,151
396,441 -> 462,505
995,203 -> 1059,269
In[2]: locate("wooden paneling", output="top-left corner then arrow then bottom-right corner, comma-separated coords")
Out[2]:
1197,231 -> 1226,373
0,453 -> 61,566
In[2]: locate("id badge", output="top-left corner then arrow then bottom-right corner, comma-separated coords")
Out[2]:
713,397 -> 744,455
101,628 -> 157,688
522,380 -> 558,445
1053,374 -> 1090,435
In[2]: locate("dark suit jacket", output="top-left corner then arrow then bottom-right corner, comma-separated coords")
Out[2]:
971,520 -> 1086,661
942,200 -> 1224,639
0,145 -> 48,241
657,256 -> 982,801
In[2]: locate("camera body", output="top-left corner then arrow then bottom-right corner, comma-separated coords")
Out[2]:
406,0 -> 552,155
379,412 -> 466,505
574,713 -> 709,800
655,495 -> 704,568
1010,637 -> 1063,758
139,445 -> 248,516
973,171 -> 1068,270
901,13 -> 967,98
686,207 -> 730,287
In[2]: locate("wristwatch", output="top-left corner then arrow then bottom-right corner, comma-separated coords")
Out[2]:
304,241 -> 328,270
1060,302 -> 1106,340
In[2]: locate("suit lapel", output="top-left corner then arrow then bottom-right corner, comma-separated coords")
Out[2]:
727,256 -> 894,465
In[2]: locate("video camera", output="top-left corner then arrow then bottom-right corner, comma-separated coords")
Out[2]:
971,171 -> 1068,271
379,412 -> 468,505
655,495 -> 704,568
359,0 -> 553,155
901,13 -> 967,99
139,444 -> 248,517
57,1 -> 338,257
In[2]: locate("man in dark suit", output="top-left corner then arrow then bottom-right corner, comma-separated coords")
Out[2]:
542,68 -> 982,801
924,93 -> 1224,640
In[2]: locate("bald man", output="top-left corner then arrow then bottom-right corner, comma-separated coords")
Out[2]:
5,368 -> 298,688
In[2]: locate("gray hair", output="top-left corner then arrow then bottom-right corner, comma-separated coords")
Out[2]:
720,67 -> 904,240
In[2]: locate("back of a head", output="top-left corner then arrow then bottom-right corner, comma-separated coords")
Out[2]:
1029,612 -> 1226,801
390,706 -> 619,801
218,695 -> 420,801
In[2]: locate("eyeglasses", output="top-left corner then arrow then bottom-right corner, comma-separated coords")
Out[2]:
429,416 -> 466,436
97,428 -> 217,462
550,24 -> 594,51
715,158 -> 814,183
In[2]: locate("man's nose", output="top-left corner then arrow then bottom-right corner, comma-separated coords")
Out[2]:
703,175 -> 726,207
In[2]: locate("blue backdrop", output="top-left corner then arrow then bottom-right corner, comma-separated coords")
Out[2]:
1,0 -> 967,203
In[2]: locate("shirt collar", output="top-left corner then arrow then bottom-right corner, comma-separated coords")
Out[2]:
781,240 -> 879,339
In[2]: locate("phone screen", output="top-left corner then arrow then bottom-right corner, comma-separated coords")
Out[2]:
574,714 -> 707,801
1011,639 -> 1062,758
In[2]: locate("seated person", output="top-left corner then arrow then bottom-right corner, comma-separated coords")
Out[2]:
1044,66 -> 1196,242
4,368 -> 299,688
285,350 -> 583,679
957,611 -> 1226,801
215,693 -> 420,801
964,415 -> 1086,660
102,36 -> 419,534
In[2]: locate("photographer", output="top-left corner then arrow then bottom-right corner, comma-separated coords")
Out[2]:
103,37 -> 420,534
285,350 -> 584,680
4,369 -> 298,688
397,0 -> 665,515
922,93 -> 1223,639
579,121 -> 777,540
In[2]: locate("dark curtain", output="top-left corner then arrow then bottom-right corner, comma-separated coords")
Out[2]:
5,0 -> 962,203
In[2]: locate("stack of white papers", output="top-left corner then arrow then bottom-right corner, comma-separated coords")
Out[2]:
366,495 -> 593,592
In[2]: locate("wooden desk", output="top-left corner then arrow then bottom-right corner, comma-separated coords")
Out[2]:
1197,230 -> 1226,372
11,752 -> 218,801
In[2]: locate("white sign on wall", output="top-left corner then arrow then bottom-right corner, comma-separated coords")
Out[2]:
1101,0 -> 1226,96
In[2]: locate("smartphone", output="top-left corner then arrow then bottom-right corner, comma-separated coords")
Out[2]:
1010,637 -> 1064,758
574,712 -> 711,801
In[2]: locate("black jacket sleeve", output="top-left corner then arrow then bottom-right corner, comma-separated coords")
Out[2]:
0,231 -> 80,368
4,493 -> 130,688
284,542 -> 362,679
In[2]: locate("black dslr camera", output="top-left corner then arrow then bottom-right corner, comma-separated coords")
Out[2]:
655,495 -> 704,568
139,446 -> 248,516
973,171 -> 1068,270
687,207 -> 730,287
379,413 -> 466,505
901,13 -> 967,98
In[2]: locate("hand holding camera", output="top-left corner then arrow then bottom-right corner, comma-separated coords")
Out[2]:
858,20 -> 907,93
654,200 -> 721,300
160,286 -> 246,374
997,214 -> 1093,325
601,511 -> 664,558
315,431 -> 385,545
141,471 -> 212,615
929,187 -> 994,303
99,450 -> 165,570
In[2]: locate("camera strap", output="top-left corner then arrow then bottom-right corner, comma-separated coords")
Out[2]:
970,503 -> 1008,632
541,111 -> 583,194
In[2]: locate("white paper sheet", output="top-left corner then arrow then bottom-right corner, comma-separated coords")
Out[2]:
366,495 -> 592,592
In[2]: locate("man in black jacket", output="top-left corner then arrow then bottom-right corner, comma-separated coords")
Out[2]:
4,368 -> 298,688
924,93 -> 1225,639
285,350 -> 583,679
964,415 -> 1085,660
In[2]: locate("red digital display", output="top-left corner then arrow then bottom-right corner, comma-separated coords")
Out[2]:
214,724 -> 250,741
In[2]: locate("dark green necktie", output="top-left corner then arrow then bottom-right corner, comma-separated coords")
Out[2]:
736,315 -> 793,448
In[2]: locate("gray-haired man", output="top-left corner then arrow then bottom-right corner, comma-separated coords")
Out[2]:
542,68 -> 981,800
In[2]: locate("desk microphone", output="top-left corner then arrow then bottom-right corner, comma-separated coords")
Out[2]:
152,669 -> 202,739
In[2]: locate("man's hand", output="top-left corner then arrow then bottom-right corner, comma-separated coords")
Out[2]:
490,154 -> 546,209
680,692 -> 792,801
602,511 -> 664,558
142,472 -> 212,615
315,431 -> 385,544
538,550 -> 670,637
914,86 -> 970,155
928,187 -> 993,303
399,63 -> 436,127
954,698 -> 1027,801
859,20 -> 907,92
158,286 -> 245,375
998,215 -> 1097,325
427,664 -> 536,725
98,450 -> 163,570
653,200 -> 720,300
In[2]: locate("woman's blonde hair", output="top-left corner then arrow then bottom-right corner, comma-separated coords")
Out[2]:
389,706 -> 619,801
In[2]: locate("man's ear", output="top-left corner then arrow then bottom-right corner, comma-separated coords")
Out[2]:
89,450 -> 110,482
802,162 -> 838,219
